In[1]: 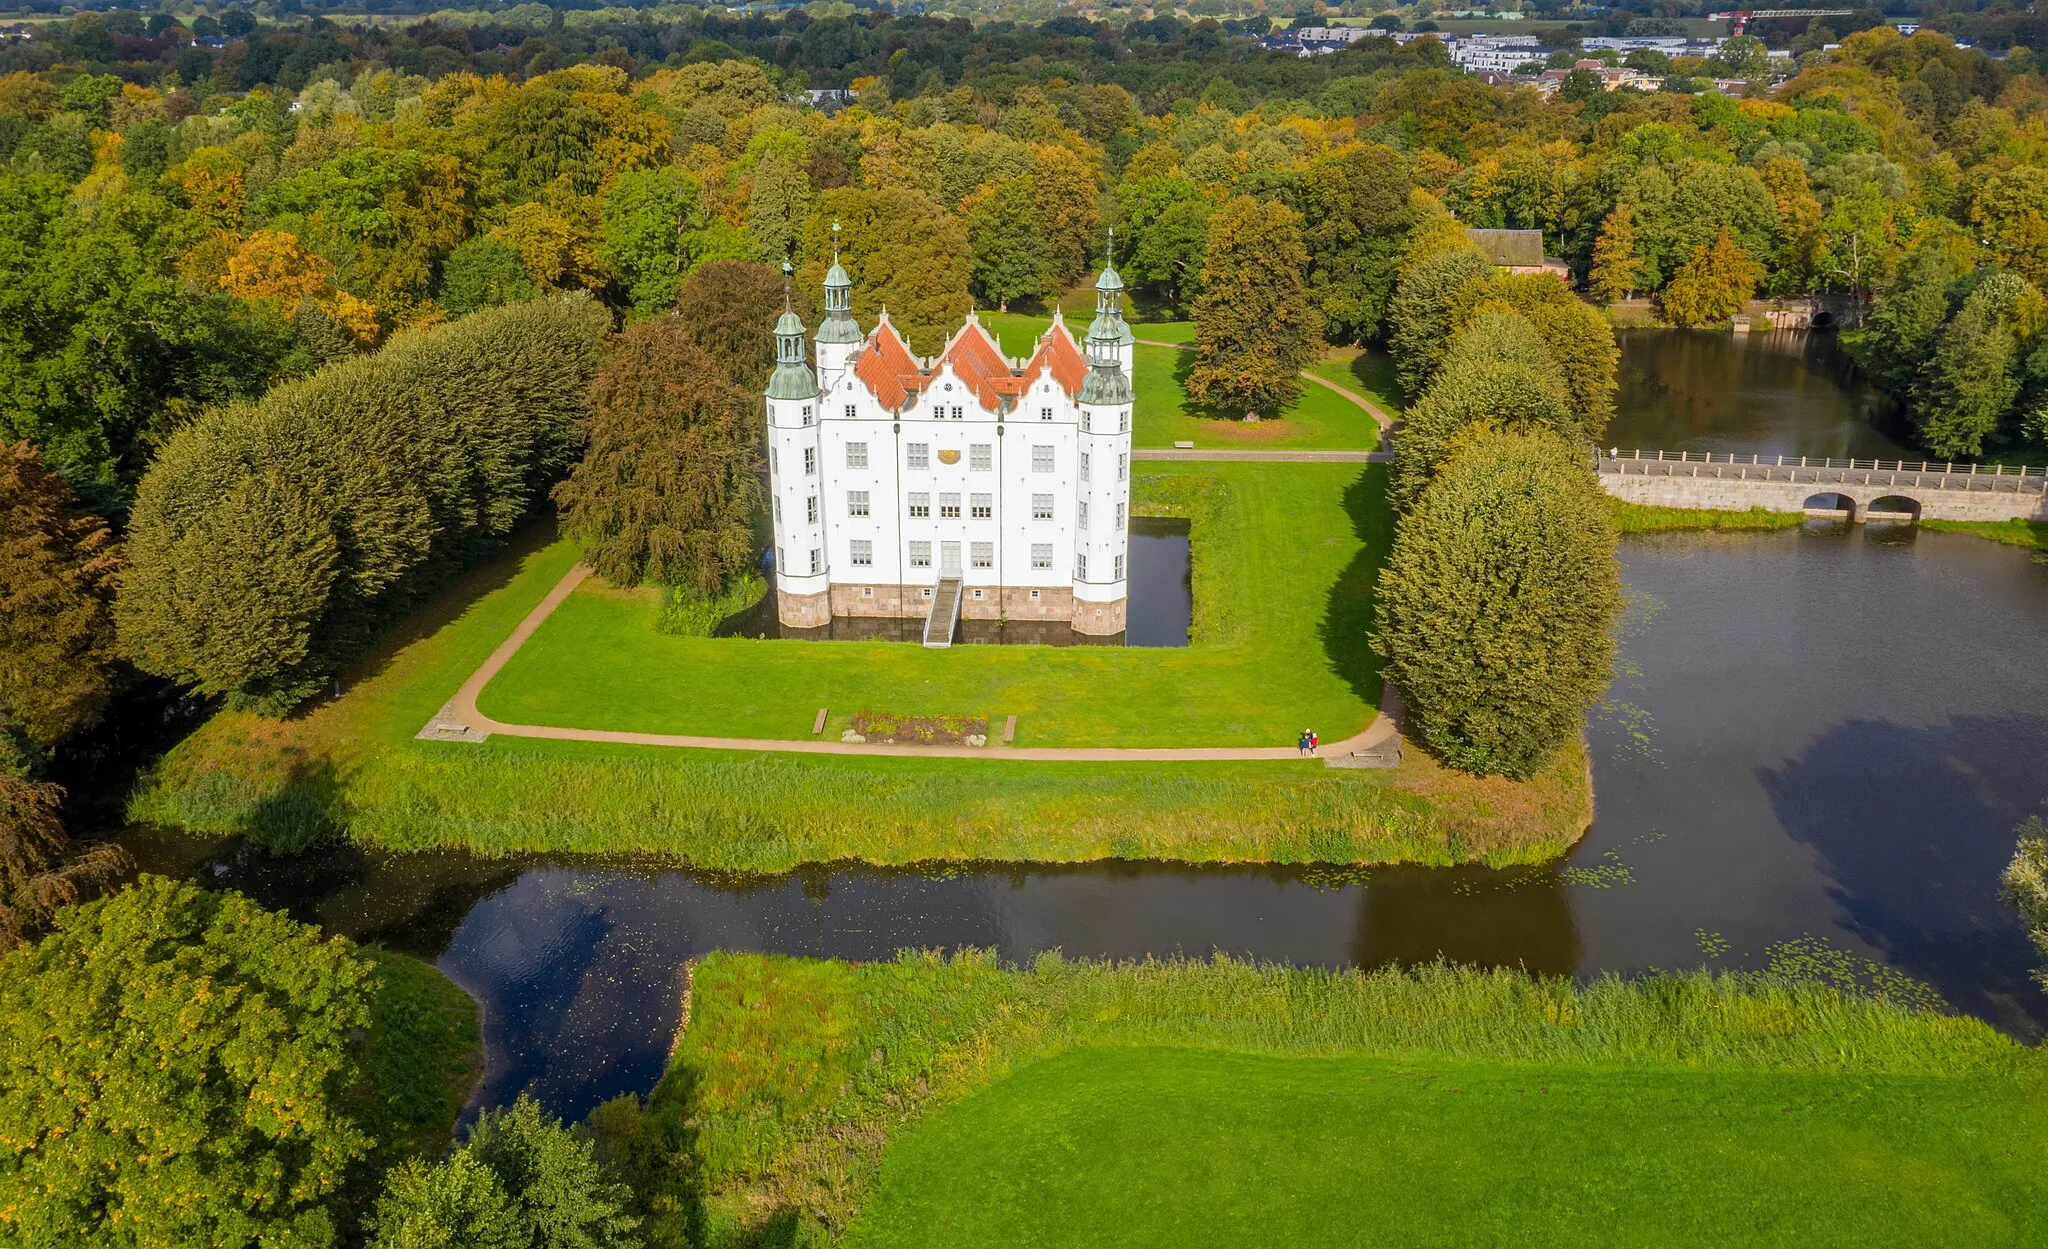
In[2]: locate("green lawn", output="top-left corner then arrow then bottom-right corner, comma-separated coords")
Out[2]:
478,462 -> 1383,748
132,478 -> 1591,867
848,1047 -> 2047,1248
657,952 -> 2046,1249
979,312 -> 1382,450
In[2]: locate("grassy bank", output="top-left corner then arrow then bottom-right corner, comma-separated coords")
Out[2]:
1609,498 -> 1807,533
652,952 -> 2044,1248
129,474 -> 1591,865
1923,517 -> 2048,552
483,462 -> 1377,747
358,948 -> 486,1165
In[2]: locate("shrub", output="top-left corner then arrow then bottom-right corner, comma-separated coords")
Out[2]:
2004,816 -> 2048,990
0,878 -> 412,1247
553,320 -> 764,595
655,572 -> 765,637
1391,312 -> 1574,510
1373,427 -> 1621,778
117,295 -> 610,712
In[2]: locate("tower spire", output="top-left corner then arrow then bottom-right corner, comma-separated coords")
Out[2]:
817,217 -> 861,347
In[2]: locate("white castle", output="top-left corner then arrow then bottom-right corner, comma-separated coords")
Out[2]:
763,230 -> 1137,643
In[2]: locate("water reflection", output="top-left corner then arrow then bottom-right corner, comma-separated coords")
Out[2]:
1608,329 -> 1915,460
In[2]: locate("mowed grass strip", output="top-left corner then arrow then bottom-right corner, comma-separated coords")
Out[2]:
476,461 -> 1385,748
847,1046 -> 2047,1249
980,312 -> 1381,449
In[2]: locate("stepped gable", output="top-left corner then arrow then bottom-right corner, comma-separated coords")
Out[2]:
1017,314 -> 1088,400
852,314 -> 924,409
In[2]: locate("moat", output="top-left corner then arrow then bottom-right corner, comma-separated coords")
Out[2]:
106,330 -> 2048,1122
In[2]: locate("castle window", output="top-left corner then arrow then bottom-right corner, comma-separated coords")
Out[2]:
776,545 -> 783,569
844,404 -> 856,419
1032,494 -> 1053,520
1040,407 -> 1053,421
971,542 -> 993,569
848,491 -> 870,517
860,587 -> 874,597
802,405 -> 813,426
803,447 -> 815,476
1115,502 -> 1124,528
1120,410 -> 1129,434
809,548 -> 820,574
909,492 -> 930,519
1076,553 -> 1088,580
951,405 -> 964,419
774,496 -> 781,522
1117,453 -> 1127,481
850,540 -> 873,566
1079,452 -> 1090,482
971,493 -> 992,519
907,443 -> 929,470
1032,446 -> 1054,473
939,493 -> 961,519
806,495 -> 818,524
1031,543 -> 1053,570
1078,501 -> 1089,531
771,447 -> 778,472
972,588 -> 985,599
847,442 -> 868,469
1029,588 -> 1041,600
1113,553 -> 1124,580
1081,411 -> 1090,434
909,541 -> 932,568
970,444 -> 991,471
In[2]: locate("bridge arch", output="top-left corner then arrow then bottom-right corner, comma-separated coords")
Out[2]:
1803,491 -> 1856,520
1866,494 -> 1922,522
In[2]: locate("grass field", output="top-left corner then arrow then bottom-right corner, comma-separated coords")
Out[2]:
979,312 -> 1384,449
654,952 -> 2046,1249
481,462 -> 1380,747
131,492 -> 1592,866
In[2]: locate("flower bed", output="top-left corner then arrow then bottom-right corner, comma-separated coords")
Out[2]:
847,712 -> 989,746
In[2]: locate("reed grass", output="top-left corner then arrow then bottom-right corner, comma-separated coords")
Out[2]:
657,952 -> 2042,1247
1922,517 -> 2048,552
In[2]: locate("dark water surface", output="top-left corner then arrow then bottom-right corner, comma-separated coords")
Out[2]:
1607,329 -> 1917,461
120,334 -> 2048,1124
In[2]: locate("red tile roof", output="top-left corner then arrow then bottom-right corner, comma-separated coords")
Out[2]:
853,316 -> 923,409
850,313 -> 1088,412
1019,321 -> 1087,400
940,319 -> 1020,409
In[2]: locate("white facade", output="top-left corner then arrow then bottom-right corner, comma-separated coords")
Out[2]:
765,253 -> 1137,635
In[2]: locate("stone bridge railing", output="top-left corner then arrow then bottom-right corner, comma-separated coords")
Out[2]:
1598,450 -> 2048,523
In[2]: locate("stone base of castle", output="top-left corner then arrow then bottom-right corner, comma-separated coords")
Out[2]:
776,587 -> 832,628
821,583 -> 1122,629
1070,597 -> 1127,636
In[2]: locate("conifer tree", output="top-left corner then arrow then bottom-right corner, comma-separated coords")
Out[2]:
1373,427 -> 1621,779
1660,226 -> 1761,327
1589,204 -> 1641,304
1911,269 -> 2034,457
1187,196 -> 1323,420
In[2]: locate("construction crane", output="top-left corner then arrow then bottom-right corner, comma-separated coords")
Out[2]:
1708,9 -> 1861,34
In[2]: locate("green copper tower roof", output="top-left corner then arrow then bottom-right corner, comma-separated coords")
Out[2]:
766,303 -> 819,400
816,218 -> 863,344
1087,226 -> 1135,349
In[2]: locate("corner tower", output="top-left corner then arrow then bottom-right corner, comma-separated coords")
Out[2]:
1073,275 -> 1134,637
1085,230 -> 1136,385
814,220 -> 862,391
766,302 -> 829,628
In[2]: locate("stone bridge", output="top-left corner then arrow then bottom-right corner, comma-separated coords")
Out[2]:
1599,450 -> 2048,523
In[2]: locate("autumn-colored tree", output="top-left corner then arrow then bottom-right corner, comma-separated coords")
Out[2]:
218,229 -> 331,307
168,146 -> 246,229
1029,142 -> 1102,293
553,320 -> 764,594
1188,196 -> 1323,420
0,442 -> 119,749
0,770 -> 125,951
797,187 -> 972,355
674,258 -> 803,394
1660,227 -> 1761,327
1588,204 -> 1641,304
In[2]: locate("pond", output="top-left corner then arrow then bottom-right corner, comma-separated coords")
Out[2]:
110,330 -> 2048,1124
714,516 -> 1192,647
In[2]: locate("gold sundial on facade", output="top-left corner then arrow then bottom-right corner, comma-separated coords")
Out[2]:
938,449 -> 962,465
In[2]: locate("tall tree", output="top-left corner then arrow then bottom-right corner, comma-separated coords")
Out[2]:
439,236 -> 537,317
1387,245 -> 1493,399
1911,269 -> 2034,457
552,321 -> 763,595
1373,427 -> 1621,779
1187,196 -> 1323,420
1301,141 -> 1415,345
746,153 -> 812,271
966,177 -> 1049,311
1392,313 -> 1574,510
601,167 -> 696,319
0,441 -> 119,749
1854,245 -> 1965,398
672,259 -> 796,394
1588,204 -> 1641,304
797,187 -> 972,356
1660,227 -> 1761,327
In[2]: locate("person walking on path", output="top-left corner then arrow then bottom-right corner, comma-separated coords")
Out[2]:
1297,730 -> 1309,757
1309,729 -> 1319,755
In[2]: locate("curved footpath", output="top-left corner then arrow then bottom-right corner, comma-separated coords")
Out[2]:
422,370 -> 1402,764
1132,336 -> 1400,436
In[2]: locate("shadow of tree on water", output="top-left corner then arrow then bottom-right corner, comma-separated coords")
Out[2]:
1758,714 -> 2048,1038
